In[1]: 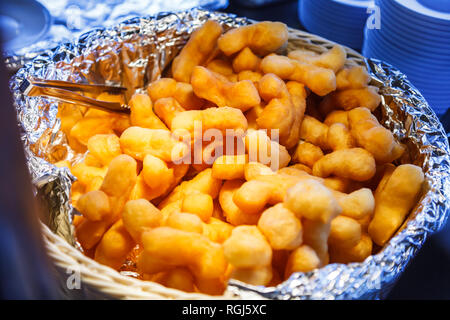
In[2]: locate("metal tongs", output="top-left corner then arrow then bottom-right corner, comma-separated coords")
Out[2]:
20,77 -> 130,114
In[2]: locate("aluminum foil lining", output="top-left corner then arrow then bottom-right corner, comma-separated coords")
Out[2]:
10,8 -> 450,300
4,0 -> 228,72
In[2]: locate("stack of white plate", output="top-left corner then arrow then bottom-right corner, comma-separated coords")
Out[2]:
298,0 -> 374,49
363,0 -> 450,115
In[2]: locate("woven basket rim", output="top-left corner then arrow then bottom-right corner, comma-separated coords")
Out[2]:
41,24 -> 366,300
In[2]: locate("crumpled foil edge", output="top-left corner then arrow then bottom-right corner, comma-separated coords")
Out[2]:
9,8 -> 450,300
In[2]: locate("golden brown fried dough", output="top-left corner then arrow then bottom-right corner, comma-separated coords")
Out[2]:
172,20 -> 223,82
218,21 -> 288,56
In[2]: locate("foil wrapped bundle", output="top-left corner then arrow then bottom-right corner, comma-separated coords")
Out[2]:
9,9 -> 450,299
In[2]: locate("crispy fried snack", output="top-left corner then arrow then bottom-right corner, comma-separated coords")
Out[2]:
313,148 -> 376,181
58,103 -> 83,142
292,141 -> 324,168
140,227 -> 228,279
374,163 -> 396,199
230,265 -> 273,286
76,155 -> 137,250
223,225 -> 272,268
280,163 -> 312,175
245,129 -> 291,170
195,275 -> 229,296
327,123 -> 355,151
171,106 -> 248,137
244,161 -> 274,180
142,154 -> 174,194
70,117 -> 115,147
71,169 -> 98,197
333,188 -> 375,220
323,110 -> 349,127
238,70 -> 262,83
219,179 -> 261,226
233,173 -> 302,214
368,164 -> 424,246
328,216 -> 362,249
329,233 -> 373,263
87,134 -> 122,166
285,245 -> 320,278
172,20 -> 223,82
100,154 -> 138,217
94,219 -> 135,269
122,199 -> 163,243
323,176 -> 351,193
147,78 -> 177,102
256,74 -> 307,148
256,74 -> 295,145
173,82 -> 206,110
83,95 -> 130,135
153,97 -> 185,129
165,212 -> 204,234
159,168 -> 222,209
202,217 -> 234,243
206,59 -> 235,79
284,179 -> 342,223
336,65 -> 371,90
82,153 -> 102,168
299,115 -> 354,151
148,79 -> 205,110
181,193 -> 214,222
301,218 -> 331,266
76,190 -> 110,222
129,93 -> 168,130
288,45 -> 347,72
243,103 -> 262,130
283,81 -> 307,148
348,107 -> 405,163
152,268 -> 196,292
260,54 -> 336,96
299,115 -> 329,150
319,86 -> 381,112
257,204 -> 303,250
129,163 -> 188,202
212,154 -> 248,180
218,21 -> 288,56
120,126 -> 189,162
191,66 -> 260,111
232,47 -> 261,72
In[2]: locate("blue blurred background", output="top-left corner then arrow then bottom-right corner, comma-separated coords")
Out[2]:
0,0 -> 449,299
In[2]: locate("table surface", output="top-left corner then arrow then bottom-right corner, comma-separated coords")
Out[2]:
224,0 -> 450,300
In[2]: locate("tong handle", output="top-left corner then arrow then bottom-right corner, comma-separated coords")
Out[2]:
28,78 -> 127,94
20,78 -> 130,114
26,85 -> 129,114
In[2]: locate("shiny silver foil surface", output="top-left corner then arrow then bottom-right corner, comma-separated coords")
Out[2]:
10,9 -> 450,300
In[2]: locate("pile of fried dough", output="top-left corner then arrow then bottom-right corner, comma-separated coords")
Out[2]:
55,20 -> 425,295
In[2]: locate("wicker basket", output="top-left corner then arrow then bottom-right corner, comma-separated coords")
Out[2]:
41,25 -> 366,300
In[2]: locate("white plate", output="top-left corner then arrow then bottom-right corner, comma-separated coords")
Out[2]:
0,0 -> 51,51
300,0 -> 365,48
393,0 -> 450,25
